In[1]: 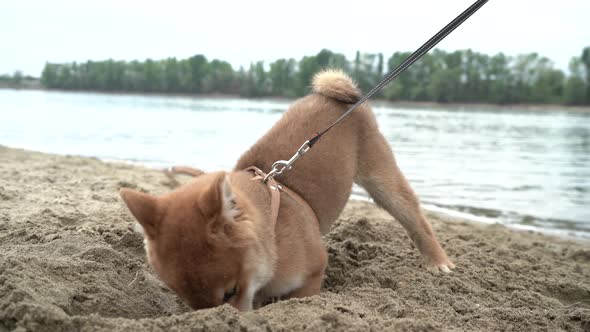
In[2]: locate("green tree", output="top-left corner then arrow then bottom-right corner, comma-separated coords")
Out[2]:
565,57 -> 587,105
41,63 -> 58,87
383,51 -> 412,100
530,57 -> 564,103
486,53 -> 512,103
296,55 -> 320,96
580,47 -> 590,103
269,58 -> 296,97
12,70 -> 23,86
203,59 -> 235,93
241,62 -> 268,97
188,55 -> 208,93
164,57 -> 180,93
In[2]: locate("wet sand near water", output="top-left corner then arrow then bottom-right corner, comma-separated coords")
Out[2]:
1,146 -> 589,331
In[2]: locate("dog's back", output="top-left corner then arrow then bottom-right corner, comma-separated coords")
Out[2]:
235,69 -> 378,233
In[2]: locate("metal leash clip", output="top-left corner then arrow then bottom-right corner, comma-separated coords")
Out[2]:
263,141 -> 311,183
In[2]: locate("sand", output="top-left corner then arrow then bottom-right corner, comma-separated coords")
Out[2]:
1,146 -> 589,332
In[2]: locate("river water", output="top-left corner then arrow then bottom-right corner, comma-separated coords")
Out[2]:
1,89 -> 589,239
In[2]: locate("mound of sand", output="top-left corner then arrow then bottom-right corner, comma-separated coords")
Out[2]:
1,146 -> 589,331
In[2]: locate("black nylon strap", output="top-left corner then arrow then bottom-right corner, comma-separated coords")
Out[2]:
308,0 -> 489,147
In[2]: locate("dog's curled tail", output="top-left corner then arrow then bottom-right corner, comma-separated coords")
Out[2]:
312,69 -> 361,104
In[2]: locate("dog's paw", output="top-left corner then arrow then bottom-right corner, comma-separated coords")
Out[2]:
425,259 -> 456,274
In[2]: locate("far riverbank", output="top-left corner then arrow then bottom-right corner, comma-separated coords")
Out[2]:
2,86 -> 590,113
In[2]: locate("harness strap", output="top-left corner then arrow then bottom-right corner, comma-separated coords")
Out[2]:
245,166 -> 319,229
246,166 -> 281,228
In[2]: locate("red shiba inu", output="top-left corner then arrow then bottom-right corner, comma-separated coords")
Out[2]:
120,69 -> 454,311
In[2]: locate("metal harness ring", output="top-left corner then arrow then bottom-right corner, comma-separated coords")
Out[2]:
263,141 -> 310,183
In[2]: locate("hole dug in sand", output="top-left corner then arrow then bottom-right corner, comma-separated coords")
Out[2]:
0,224 -> 190,324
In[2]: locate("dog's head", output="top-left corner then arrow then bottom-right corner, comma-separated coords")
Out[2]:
120,172 -> 272,310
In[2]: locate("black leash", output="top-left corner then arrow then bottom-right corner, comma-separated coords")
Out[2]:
263,0 -> 490,182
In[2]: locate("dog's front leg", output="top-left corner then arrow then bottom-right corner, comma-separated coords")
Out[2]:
283,271 -> 324,299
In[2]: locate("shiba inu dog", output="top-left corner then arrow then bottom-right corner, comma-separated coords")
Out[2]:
120,69 -> 454,311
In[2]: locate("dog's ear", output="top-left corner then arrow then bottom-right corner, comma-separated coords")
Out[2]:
199,173 -> 240,221
221,175 -> 241,221
120,188 -> 160,238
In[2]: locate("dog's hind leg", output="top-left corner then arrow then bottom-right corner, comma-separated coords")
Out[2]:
162,166 -> 206,189
356,131 -> 454,273
170,166 -> 205,177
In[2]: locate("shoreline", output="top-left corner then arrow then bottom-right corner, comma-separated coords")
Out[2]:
1,146 -> 589,331
2,86 -> 590,113
351,194 -> 590,243
3,142 -> 588,242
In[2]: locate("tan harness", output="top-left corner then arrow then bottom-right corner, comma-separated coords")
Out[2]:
245,166 -> 319,228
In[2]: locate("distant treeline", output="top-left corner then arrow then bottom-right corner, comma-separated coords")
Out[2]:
0,71 -> 39,89
40,47 -> 590,105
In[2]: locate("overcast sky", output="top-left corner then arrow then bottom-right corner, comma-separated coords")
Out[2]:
1,0 -> 589,76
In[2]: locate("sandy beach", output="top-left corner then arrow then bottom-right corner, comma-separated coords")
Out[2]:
1,146 -> 589,331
